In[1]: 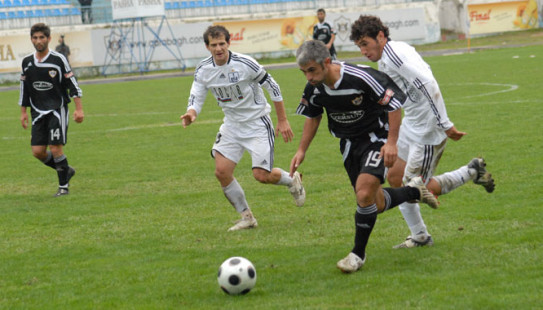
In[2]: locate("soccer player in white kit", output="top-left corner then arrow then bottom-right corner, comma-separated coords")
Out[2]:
180,25 -> 305,232
350,15 -> 495,248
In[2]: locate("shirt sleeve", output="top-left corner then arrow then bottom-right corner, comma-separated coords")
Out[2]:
393,48 -> 454,129
18,62 -> 30,107
295,84 -> 323,118
187,77 -> 208,115
256,70 -> 283,102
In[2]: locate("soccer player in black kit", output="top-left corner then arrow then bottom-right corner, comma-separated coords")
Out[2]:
19,23 -> 84,197
290,40 -> 438,273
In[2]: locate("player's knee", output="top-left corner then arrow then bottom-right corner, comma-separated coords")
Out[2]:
356,188 -> 375,206
252,170 -> 269,184
387,173 -> 403,187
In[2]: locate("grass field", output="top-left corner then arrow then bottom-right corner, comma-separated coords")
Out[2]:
1,43 -> 542,309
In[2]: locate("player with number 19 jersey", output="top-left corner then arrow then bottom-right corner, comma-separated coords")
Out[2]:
296,62 -> 406,141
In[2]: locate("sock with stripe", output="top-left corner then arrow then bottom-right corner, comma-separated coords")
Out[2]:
54,155 -> 69,188
351,204 -> 378,259
40,151 -> 56,170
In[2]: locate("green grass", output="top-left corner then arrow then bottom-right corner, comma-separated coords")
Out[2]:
1,44 -> 542,309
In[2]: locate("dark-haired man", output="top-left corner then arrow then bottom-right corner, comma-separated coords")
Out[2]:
350,15 -> 495,248
19,23 -> 84,196
180,25 -> 305,232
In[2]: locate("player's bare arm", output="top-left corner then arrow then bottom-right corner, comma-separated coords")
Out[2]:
20,106 -> 29,129
445,126 -> 467,141
180,109 -> 197,128
290,116 -> 321,176
273,100 -> 293,143
73,97 -> 84,123
380,109 -> 401,167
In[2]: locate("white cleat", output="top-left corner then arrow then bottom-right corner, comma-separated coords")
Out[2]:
227,217 -> 258,232
337,252 -> 366,273
288,171 -> 306,207
406,177 -> 439,209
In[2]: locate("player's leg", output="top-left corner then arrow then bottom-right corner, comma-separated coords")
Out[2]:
391,139 -> 442,247
430,157 -> 495,195
30,116 -> 55,169
48,107 -> 74,196
212,131 -> 257,231
248,118 -> 305,206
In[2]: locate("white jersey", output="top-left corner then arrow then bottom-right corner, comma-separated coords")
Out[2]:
378,41 -> 454,145
187,51 -> 283,128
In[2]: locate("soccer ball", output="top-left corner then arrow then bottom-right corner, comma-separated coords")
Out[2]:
217,256 -> 257,295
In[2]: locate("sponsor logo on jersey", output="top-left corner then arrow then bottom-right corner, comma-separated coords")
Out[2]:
228,72 -> 240,83
378,89 -> 395,105
351,95 -> 363,106
49,70 -> 57,78
329,110 -> 364,123
219,73 -> 226,79
33,81 -> 53,91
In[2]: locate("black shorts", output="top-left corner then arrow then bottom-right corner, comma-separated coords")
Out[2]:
340,137 -> 386,188
31,107 -> 69,146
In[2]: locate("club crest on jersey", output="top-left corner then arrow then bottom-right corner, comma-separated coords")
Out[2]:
228,72 -> 239,83
351,95 -> 363,106
378,89 -> 395,105
49,70 -> 57,78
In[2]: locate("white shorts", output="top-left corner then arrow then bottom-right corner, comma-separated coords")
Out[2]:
211,115 -> 275,171
397,134 -> 447,185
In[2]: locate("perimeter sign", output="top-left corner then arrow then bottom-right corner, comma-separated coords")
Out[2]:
112,0 -> 165,20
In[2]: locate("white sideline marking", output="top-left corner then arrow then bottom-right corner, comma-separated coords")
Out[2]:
448,82 -> 519,99
2,119 -> 223,140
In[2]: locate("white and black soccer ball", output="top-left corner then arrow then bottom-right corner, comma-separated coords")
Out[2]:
217,256 -> 257,295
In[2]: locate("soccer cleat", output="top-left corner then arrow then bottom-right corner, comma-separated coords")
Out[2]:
406,177 -> 439,209
468,158 -> 495,193
288,171 -> 306,207
227,217 -> 258,232
67,166 -> 76,184
337,252 -> 366,273
393,235 -> 434,249
54,188 -> 69,197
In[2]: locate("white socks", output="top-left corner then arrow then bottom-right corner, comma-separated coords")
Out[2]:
433,165 -> 473,195
223,178 -> 250,214
399,202 -> 429,241
275,168 -> 293,186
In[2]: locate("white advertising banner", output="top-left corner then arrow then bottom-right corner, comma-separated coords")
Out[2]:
0,32 -> 93,73
326,8 -> 426,46
328,7 -> 427,48
112,0 -> 166,20
91,22 -> 211,66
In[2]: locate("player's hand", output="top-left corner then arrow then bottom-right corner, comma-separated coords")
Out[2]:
276,119 -> 294,143
289,151 -> 305,177
445,126 -> 466,141
180,110 -> 197,128
380,142 -> 398,168
21,113 -> 29,129
73,109 -> 84,123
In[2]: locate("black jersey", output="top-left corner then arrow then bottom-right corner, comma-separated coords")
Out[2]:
296,62 -> 406,140
18,51 -> 82,116
313,22 -> 336,56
